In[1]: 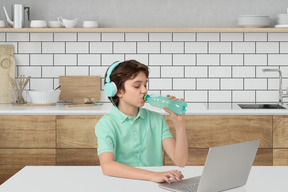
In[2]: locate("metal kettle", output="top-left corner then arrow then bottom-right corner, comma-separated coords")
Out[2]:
3,4 -> 30,28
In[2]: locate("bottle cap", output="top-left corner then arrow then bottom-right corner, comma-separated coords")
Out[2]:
143,94 -> 149,101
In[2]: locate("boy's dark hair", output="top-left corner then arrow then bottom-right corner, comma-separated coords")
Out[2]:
104,60 -> 149,106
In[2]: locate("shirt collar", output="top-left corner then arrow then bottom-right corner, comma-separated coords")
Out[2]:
110,105 -> 144,123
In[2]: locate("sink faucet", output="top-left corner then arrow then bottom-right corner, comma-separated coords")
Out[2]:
262,68 -> 288,105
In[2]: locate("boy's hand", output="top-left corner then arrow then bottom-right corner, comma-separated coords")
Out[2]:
150,170 -> 184,184
163,95 -> 185,126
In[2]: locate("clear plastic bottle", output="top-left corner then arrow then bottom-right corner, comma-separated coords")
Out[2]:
143,94 -> 187,115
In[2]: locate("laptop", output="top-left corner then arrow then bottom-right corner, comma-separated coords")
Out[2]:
159,140 -> 260,192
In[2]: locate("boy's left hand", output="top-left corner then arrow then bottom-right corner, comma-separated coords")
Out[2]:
163,95 -> 185,126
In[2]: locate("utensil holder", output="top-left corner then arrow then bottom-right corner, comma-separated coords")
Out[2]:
9,75 -> 30,104
10,83 -> 27,104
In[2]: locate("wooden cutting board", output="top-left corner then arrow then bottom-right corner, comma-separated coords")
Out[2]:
0,45 -> 14,57
0,45 -> 15,104
59,76 -> 100,101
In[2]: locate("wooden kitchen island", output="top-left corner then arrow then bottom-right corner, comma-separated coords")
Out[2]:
0,103 -> 288,184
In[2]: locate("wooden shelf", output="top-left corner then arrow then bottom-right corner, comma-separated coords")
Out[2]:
0,28 -> 288,32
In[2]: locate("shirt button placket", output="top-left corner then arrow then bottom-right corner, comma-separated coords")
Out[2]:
131,121 -> 137,139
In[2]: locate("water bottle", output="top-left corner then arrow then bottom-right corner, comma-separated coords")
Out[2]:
143,94 -> 187,115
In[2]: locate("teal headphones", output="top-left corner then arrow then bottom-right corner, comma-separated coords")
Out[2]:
104,61 -> 122,97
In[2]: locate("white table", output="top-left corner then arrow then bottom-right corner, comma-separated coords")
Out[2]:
0,166 -> 287,192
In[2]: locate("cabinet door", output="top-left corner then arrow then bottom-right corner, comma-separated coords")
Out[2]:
0,149 -> 56,184
57,116 -> 101,148
0,116 -> 56,148
57,149 -> 99,165
273,149 -> 288,166
165,116 -> 272,148
0,165 -> 24,184
164,115 -> 273,166
164,149 -> 273,166
273,116 -> 288,148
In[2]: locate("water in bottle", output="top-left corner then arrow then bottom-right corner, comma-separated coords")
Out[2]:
143,94 -> 187,114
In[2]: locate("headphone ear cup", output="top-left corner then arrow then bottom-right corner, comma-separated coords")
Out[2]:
104,82 -> 117,97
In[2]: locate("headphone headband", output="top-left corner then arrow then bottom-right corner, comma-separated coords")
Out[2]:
105,61 -> 122,83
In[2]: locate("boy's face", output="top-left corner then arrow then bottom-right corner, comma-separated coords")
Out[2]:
117,71 -> 148,108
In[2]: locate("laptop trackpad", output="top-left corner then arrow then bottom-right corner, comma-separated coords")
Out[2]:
159,176 -> 201,191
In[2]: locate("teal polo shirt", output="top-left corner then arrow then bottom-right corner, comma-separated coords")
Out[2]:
95,106 -> 173,167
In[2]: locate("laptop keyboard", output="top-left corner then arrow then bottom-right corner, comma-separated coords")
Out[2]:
176,183 -> 199,192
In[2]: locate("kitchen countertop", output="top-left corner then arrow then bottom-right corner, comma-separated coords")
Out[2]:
0,103 -> 288,115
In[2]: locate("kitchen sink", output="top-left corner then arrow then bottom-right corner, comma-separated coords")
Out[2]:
238,104 -> 286,109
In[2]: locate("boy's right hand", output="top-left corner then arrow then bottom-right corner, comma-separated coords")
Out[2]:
150,170 -> 184,184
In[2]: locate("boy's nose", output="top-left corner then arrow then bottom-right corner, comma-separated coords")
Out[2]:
141,86 -> 147,94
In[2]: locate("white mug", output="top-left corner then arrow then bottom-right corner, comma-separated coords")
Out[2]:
83,21 -> 98,28
57,17 -> 78,28
0,20 -> 6,28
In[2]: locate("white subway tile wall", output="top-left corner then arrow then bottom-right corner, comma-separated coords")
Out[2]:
78,33 -> 100,41
0,33 -> 5,41
125,33 -> 148,41
42,42 -> 65,53
221,33 -> 243,42
30,33 -> 53,41
30,54 -> 53,65
54,33 -> 77,41
2,32 -> 288,104
221,54 -> 243,65
66,42 -> 89,53
209,42 -> 231,53
244,33 -> 267,41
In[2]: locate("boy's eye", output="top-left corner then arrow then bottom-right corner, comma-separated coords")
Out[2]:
133,84 -> 147,89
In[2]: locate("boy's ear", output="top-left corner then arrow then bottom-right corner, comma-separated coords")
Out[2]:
116,89 -> 124,98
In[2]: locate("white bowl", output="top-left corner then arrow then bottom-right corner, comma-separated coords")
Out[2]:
28,90 -> 61,104
48,21 -> 63,28
238,15 -> 270,28
83,21 -> 98,28
30,20 -> 47,28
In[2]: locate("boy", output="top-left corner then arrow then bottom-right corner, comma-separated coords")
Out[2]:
95,60 -> 188,184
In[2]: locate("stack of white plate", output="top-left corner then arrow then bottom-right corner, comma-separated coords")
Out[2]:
238,15 -> 270,28
275,14 -> 288,28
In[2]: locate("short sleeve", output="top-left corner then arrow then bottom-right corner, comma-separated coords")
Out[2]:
161,116 -> 173,140
95,117 -> 116,156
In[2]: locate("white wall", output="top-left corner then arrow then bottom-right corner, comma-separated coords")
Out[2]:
1,0 -> 288,27
1,1 -> 288,104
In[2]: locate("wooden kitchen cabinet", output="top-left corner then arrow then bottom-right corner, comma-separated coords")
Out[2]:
57,116 -> 101,148
0,116 -> 56,148
1,114 -> 288,185
0,165 -> 25,184
0,116 -> 56,184
165,149 -> 209,166
164,149 -> 273,166
0,149 -> 56,183
56,116 -> 101,166
57,149 -> 99,165
0,149 -> 56,165
164,116 -> 273,166
273,116 -> 288,148
273,116 -> 288,165
273,149 -> 288,166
